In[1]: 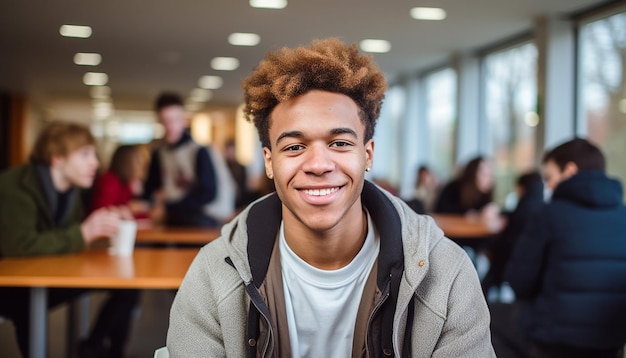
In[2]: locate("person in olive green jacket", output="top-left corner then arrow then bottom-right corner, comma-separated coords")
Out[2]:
0,121 -> 138,357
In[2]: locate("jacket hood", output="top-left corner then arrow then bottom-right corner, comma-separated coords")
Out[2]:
218,180 -> 445,289
553,170 -> 623,208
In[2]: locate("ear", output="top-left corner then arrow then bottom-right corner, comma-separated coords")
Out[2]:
263,147 -> 273,179
365,139 -> 374,171
563,161 -> 578,179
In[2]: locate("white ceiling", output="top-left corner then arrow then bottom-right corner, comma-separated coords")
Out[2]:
0,0 -> 603,115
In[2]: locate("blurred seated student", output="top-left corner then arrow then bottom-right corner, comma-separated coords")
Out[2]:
481,170 -> 543,296
434,156 -> 501,228
435,156 -> 494,214
406,165 -> 439,214
224,138 -> 254,211
504,138 -> 626,357
91,144 -> 151,225
0,121 -> 139,357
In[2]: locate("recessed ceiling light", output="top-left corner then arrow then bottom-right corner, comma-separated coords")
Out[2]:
211,57 -> 240,71
74,53 -> 102,66
410,7 -> 446,21
59,25 -> 92,38
198,75 -> 223,90
90,86 -> 111,99
228,33 -> 261,46
249,0 -> 287,9
190,88 -> 213,102
83,72 -> 108,86
359,39 -> 391,53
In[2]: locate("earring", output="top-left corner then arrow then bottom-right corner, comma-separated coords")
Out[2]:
365,167 -> 371,172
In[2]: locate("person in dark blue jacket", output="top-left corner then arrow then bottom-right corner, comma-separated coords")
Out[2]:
504,138 -> 626,357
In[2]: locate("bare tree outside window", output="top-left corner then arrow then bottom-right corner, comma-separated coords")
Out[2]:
579,11 -> 626,197
425,68 -> 457,181
484,42 -> 538,205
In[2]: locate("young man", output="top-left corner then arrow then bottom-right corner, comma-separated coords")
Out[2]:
143,92 -> 235,227
167,38 -> 494,357
505,138 -> 626,357
0,121 -> 138,357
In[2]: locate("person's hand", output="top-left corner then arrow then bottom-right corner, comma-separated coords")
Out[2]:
150,202 -> 165,224
481,202 -> 503,232
80,207 -> 121,244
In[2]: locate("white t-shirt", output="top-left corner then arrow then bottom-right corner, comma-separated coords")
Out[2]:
279,211 -> 379,358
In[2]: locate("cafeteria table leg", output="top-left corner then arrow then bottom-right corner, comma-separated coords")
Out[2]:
30,287 -> 47,358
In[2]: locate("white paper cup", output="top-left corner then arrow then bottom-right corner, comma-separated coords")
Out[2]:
109,220 -> 137,256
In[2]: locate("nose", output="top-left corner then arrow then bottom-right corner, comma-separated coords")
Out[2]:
302,143 -> 334,176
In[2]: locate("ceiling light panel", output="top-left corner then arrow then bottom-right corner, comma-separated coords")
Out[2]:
198,75 -> 223,89
228,33 -> 261,46
59,25 -> 92,38
410,7 -> 447,21
211,57 -> 240,71
359,39 -> 391,53
74,53 -> 102,66
249,0 -> 287,9
83,72 -> 108,86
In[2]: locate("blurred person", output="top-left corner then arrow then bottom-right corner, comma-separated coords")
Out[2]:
434,156 -> 502,232
224,138 -> 253,210
167,38 -> 495,357
504,138 -> 626,357
0,121 -> 138,358
434,156 -> 495,215
91,144 -> 150,221
406,165 -> 439,214
481,170 -> 543,297
143,92 -> 235,227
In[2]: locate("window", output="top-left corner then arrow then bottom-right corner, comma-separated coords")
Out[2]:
424,68 -> 457,180
483,42 -> 538,205
578,10 -> 626,194
373,85 -> 406,190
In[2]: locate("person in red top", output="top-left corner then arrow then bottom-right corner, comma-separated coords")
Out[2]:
91,144 -> 150,221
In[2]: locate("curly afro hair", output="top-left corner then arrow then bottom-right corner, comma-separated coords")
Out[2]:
242,38 -> 387,148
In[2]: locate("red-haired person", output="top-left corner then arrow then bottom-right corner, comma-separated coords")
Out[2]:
0,122 -> 138,357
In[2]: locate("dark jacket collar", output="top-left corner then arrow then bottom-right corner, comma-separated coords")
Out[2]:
31,161 -> 77,225
553,170 -> 623,208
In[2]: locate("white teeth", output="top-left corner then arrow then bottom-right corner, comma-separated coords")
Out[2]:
303,187 -> 338,196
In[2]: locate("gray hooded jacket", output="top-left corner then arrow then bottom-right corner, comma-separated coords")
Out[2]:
167,181 -> 495,357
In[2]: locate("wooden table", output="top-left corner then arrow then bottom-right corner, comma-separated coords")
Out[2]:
135,226 -> 221,246
431,214 -> 498,239
0,248 -> 198,358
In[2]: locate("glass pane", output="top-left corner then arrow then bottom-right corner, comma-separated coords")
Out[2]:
578,11 -> 626,197
424,68 -> 457,180
373,85 -> 406,191
483,42 -> 538,205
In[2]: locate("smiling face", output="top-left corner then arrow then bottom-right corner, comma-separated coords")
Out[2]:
264,90 -> 373,236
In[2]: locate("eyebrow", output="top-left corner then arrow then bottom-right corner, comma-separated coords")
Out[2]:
275,127 -> 358,147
